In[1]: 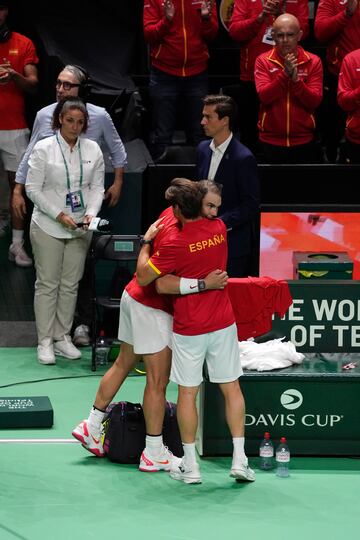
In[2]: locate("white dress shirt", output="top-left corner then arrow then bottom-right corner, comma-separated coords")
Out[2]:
26,132 -> 105,239
207,133 -> 233,180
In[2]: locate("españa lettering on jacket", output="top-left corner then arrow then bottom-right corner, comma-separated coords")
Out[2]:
189,233 -> 225,253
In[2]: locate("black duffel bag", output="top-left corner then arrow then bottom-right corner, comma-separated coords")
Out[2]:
103,401 -> 183,464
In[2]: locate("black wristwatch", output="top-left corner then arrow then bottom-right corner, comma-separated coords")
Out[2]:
198,279 -> 206,291
140,238 -> 152,246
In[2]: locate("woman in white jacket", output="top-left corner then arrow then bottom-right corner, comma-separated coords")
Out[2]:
26,97 -> 104,365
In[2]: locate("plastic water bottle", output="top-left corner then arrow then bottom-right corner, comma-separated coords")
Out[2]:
259,432 -> 274,470
96,330 -> 109,366
276,437 -> 290,478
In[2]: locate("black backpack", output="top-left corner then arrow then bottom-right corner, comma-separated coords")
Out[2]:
103,401 -> 183,464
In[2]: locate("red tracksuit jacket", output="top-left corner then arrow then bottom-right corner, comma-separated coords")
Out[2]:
254,46 -> 323,147
314,0 -> 360,76
229,0 -> 309,82
338,49 -> 360,145
143,0 -> 218,77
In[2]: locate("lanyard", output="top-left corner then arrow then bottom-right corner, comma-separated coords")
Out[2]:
56,132 -> 83,192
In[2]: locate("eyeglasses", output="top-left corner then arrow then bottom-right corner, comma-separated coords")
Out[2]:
55,80 -> 81,90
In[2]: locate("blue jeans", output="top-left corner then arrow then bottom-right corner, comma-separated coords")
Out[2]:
149,67 -> 208,159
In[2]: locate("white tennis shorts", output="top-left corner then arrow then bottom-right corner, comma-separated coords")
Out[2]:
170,323 -> 243,387
0,129 -> 30,171
118,290 -> 173,354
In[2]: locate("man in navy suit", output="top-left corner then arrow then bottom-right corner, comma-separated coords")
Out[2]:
197,94 -> 260,277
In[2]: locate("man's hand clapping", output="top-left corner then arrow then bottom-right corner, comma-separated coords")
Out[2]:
258,0 -> 280,22
163,0 -> 175,20
345,0 -> 359,17
284,53 -> 298,81
201,0 -> 214,19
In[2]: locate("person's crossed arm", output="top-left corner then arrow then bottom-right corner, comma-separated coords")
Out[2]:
136,218 -> 228,293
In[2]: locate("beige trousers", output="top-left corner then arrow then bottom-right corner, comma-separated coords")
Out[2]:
30,222 -> 92,345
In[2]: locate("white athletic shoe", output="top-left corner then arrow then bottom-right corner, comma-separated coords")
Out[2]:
54,335 -> 81,359
139,445 -> 181,472
230,460 -> 256,482
37,344 -> 56,365
72,420 -> 105,457
170,458 -> 202,484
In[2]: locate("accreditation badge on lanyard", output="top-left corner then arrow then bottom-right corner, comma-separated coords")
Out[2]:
57,133 -> 85,213
67,190 -> 85,212
262,26 -> 275,46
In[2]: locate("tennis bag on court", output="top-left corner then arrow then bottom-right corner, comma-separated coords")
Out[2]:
102,401 -> 183,464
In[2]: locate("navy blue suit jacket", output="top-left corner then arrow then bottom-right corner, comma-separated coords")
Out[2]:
196,136 -> 260,261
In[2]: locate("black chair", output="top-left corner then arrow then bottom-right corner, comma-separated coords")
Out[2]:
91,234 -> 142,371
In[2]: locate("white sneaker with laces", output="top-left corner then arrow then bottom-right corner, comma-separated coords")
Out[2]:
8,242 -> 33,267
72,420 -> 105,457
230,460 -> 256,482
139,445 -> 181,472
170,458 -> 202,484
73,324 -> 90,347
37,344 -> 56,365
54,335 -> 81,359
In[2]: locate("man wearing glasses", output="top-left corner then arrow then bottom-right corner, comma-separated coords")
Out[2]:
254,13 -> 323,163
12,64 -> 127,349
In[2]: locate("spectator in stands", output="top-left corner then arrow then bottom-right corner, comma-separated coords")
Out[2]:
229,0 -> 309,154
0,1 -> 38,265
143,0 -> 218,160
314,0 -> 360,162
197,94 -> 260,278
12,64 -> 127,348
26,98 -> 104,365
337,49 -> 360,164
254,14 -> 323,163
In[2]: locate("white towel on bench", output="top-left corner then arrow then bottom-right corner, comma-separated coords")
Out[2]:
239,337 -> 305,371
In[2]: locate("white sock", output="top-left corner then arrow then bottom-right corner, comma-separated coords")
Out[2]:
182,442 -> 197,466
145,434 -> 163,456
87,406 -> 106,437
12,229 -> 24,245
232,437 -> 247,465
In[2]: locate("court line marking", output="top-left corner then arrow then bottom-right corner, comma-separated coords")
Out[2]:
0,438 -> 80,444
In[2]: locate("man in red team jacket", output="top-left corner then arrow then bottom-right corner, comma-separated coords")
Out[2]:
0,2 -> 38,264
143,0 -> 218,159
254,13 -> 323,163
314,0 -> 360,162
337,48 -> 360,164
229,0 -> 309,152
